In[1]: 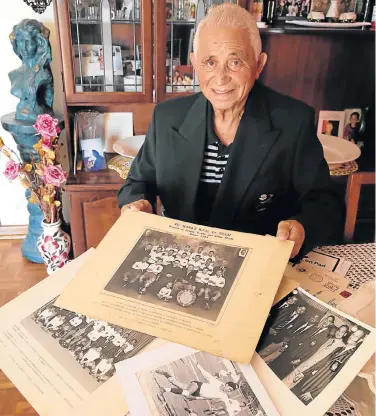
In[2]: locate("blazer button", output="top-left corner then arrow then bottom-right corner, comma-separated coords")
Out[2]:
219,168 -> 225,173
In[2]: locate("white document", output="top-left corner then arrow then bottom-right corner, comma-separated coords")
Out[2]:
302,249 -> 352,277
104,112 -> 134,153
116,343 -> 280,416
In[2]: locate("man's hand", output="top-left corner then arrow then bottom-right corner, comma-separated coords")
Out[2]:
277,220 -> 305,258
121,199 -> 153,214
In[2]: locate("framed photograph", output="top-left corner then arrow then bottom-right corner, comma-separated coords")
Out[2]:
252,287 -> 375,416
310,0 -> 331,14
317,111 -> 345,138
274,0 -> 312,19
343,108 -> 362,144
171,64 -> 194,92
115,343 -> 280,416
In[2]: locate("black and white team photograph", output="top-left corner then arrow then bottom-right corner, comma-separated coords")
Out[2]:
256,288 -> 370,404
21,298 -> 154,392
104,229 -> 249,321
136,352 -> 269,416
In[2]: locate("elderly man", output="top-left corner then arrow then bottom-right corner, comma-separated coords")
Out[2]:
118,4 -> 343,259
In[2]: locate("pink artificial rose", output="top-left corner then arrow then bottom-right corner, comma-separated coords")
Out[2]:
40,235 -> 59,253
43,165 -> 67,187
4,160 -> 21,180
34,114 -> 60,140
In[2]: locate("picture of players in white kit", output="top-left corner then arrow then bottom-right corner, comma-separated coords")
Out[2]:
22,298 -> 154,390
104,229 -> 249,321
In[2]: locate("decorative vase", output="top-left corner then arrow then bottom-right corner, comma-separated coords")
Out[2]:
37,219 -> 71,275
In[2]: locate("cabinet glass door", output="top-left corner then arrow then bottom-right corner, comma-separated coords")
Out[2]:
69,0 -> 142,93
57,0 -> 152,103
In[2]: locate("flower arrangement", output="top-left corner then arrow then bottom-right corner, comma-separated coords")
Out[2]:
0,114 -> 67,224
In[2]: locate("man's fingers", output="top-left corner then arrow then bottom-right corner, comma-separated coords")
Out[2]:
121,199 -> 153,214
276,220 -> 305,258
277,221 -> 291,240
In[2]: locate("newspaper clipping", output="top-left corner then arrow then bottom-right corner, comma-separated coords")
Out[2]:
252,287 -> 375,416
115,343 -> 280,416
56,210 -> 294,363
0,251 -> 161,416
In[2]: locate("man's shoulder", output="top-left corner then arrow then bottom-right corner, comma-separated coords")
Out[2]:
154,93 -> 203,124
260,83 -> 313,118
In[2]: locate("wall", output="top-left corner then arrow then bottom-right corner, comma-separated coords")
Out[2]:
0,1 -> 67,226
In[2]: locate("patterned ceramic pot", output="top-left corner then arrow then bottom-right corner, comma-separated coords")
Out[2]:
37,219 -> 71,275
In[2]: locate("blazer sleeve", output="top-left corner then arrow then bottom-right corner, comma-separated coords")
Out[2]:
117,106 -> 158,209
291,109 -> 344,257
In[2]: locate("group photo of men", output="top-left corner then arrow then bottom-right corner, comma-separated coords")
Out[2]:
105,229 -> 247,321
142,351 -> 267,416
256,288 -> 369,404
24,299 -> 154,387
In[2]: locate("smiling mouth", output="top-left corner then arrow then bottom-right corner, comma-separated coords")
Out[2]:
212,89 -> 234,96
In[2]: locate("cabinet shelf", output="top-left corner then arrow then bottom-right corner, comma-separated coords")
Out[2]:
260,26 -> 374,36
70,19 -> 141,25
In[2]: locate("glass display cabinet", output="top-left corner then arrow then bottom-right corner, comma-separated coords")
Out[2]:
55,0 -> 153,104
154,0 -> 247,102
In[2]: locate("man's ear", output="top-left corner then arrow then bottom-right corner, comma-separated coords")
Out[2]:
190,52 -> 196,69
256,52 -> 268,79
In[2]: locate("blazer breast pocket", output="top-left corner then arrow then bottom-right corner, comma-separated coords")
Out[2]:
254,193 -> 275,212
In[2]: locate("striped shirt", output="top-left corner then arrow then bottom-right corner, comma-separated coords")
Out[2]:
200,142 -> 230,184
195,104 -> 232,225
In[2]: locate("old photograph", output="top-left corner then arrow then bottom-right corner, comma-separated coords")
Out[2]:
21,298 -> 154,393
256,287 -> 370,405
115,344 -> 279,416
104,228 -> 249,321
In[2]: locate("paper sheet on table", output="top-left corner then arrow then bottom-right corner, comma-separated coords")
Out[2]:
56,210 -> 293,363
284,262 -> 353,306
0,250 -> 162,416
301,249 -> 352,277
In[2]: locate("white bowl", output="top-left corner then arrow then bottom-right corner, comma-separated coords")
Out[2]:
318,134 -> 361,168
113,135 -> 146,158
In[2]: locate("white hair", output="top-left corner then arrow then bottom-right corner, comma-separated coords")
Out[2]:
193,4 -> 262,60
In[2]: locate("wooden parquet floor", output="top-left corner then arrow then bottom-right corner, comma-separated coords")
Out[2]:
0,240 -> 46,416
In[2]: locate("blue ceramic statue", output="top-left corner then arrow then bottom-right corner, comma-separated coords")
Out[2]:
9,19 -> 54,122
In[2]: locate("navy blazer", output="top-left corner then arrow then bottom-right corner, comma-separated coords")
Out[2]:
118,82 -> 344,255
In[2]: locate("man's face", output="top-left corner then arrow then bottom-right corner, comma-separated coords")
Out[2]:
187,265 -> 194,272
323,317 -> 335,328
198,247 -> 203,253
191,27 -> 266,112
309,315 -> 319,324
350,114 -> 359,124
223,384 -> 234,393
297,306 -> 306,314
209,251 -> 214,256
347,330 -> 364,345
287,296 -> 297,305
335,326 -> 348,339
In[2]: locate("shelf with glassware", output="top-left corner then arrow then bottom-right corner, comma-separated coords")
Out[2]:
57,0 -> 152,104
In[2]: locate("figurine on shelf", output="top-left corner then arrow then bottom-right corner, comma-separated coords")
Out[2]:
326,0 -> 339,21
9,19 -> 54,122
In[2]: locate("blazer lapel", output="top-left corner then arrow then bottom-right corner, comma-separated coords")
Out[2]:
169,94 -> 207,222
209,83 -> 281,229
